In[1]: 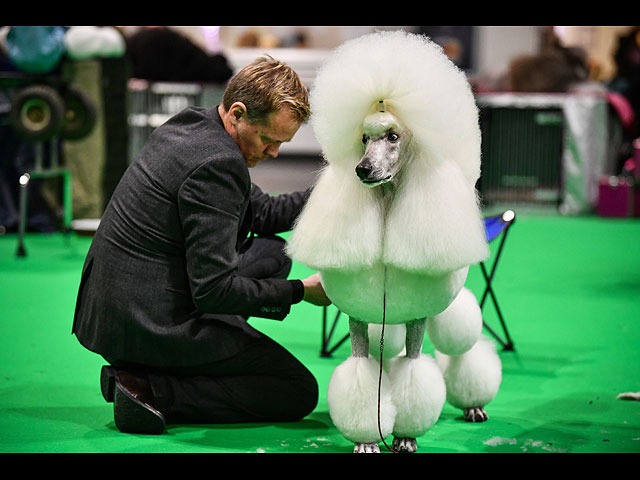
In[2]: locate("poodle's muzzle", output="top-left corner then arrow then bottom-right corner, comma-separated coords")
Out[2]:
356,111 -> 411,187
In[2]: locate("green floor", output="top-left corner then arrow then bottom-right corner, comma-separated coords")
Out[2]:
1,212 -> 639,453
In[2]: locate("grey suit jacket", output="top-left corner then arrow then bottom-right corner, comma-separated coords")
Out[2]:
72,106 -> 308,367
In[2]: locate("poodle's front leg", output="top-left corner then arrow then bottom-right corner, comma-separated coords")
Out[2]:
327,318 -> 396,453
350,318 -> 381,454
390,318 -> 446,453
392,319 -> 424,453
349,318 -> 369,358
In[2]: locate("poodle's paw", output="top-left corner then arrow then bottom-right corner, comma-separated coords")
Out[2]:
464,406 -> 488,423
392,437 -> 417,453
353,442 -> 380,453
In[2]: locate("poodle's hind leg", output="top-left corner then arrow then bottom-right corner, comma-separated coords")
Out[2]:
435,335 -> 502,423
390,319 -> 446,453
405,318 -> 426,360
391,319 -> 424,453
327,318 -> 395,454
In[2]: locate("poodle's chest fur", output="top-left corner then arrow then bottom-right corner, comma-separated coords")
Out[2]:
320,263 -> 468,324
285,30 -> 490,324
318,183 -> 468,324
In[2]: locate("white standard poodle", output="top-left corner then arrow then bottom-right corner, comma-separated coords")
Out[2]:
287,31 -> 502,453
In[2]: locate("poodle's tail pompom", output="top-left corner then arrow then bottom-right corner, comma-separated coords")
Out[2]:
285,164 -> 382,271
368,323 -> 406,360
435,335 -> 502,410
427,287 -> 483,356
327,356 -> 396,444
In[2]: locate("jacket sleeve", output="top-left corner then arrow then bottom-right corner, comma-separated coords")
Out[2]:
250,184 -> 311,235
177,157 -> 296,320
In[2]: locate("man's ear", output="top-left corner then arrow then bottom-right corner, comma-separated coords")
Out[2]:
229,102 -> 247,125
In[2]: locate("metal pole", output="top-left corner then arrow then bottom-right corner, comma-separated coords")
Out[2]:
16,173 -> 30,257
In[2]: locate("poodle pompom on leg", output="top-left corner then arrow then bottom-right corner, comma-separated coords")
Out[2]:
388,319 -> 446,453
327,319 -> 396,452
427,287 -> 483,356
436,335 -> 502,422
388,355 -> 446,451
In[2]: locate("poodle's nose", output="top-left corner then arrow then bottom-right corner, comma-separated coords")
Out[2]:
355,161 -> 373,181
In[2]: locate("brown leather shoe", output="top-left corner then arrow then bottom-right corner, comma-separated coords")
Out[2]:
101,365 -> 166,434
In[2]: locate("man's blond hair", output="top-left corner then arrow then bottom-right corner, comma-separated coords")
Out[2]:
222,55 -> 310,125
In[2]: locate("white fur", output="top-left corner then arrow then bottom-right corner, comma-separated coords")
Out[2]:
286,31 -> 489,327
427,287 -> 483,356
368,324 -> 406,359
327,355 -> 396,444
387,354 -> 446,438
288,31 -> 500,450
287,30 -> 489,277
436,335 -> 503,410
320,264 -> 469,324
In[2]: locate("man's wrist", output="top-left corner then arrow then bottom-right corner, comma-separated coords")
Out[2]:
290,279 -> 304,304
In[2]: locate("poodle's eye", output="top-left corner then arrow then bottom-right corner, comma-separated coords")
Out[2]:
362,134 -> 368,144
387,132 -> 399,142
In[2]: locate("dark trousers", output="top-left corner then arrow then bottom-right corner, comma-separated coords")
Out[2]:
107,235 -> 318,424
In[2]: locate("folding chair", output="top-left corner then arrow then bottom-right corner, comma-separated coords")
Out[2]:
320,306 -> 350,357
479,210 -> 516,351
319,209 -> 517,357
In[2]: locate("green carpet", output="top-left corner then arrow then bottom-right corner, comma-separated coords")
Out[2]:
1,212 -> 639,453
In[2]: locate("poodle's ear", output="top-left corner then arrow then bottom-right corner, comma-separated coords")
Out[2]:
287,158 -> 489,275
383,157 -> 489,274
286,164 -> 383,270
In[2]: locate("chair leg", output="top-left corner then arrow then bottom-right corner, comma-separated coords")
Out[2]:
479,220 -> 516,351
16,173 -> 29,257
321,307 -> 350,357
484,271 -> 515,351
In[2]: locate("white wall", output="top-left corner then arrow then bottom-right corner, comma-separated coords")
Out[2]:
473,26 -> 541,77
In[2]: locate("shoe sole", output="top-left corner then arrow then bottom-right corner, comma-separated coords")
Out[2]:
113,378 -> 166,435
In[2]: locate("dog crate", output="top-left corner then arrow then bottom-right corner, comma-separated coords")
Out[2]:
478,105 -> 565,207
476,93 -> 610,214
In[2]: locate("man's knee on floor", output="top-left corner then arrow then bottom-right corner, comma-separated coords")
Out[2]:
275,389 -> 319,422
266,373 -> 319,422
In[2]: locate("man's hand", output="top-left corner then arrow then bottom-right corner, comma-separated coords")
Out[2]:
302,273 -> 332,306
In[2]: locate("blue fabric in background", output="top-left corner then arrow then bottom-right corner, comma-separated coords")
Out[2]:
6,26 -> 67,74
484,215 -> 508,243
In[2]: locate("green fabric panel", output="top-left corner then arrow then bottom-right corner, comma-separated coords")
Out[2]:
62,60 -> 106,220
1,213 -> 639,452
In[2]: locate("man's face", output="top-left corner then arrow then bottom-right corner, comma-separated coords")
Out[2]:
233,107 -> 301,168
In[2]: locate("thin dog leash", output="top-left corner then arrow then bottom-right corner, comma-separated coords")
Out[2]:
377,265 -> 399,453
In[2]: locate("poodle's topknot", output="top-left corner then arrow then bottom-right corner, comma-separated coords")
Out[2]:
310,30 -> 481,185
287,31 -> 489,274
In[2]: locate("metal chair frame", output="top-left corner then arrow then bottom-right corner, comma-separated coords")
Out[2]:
479,210 -> 516,351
